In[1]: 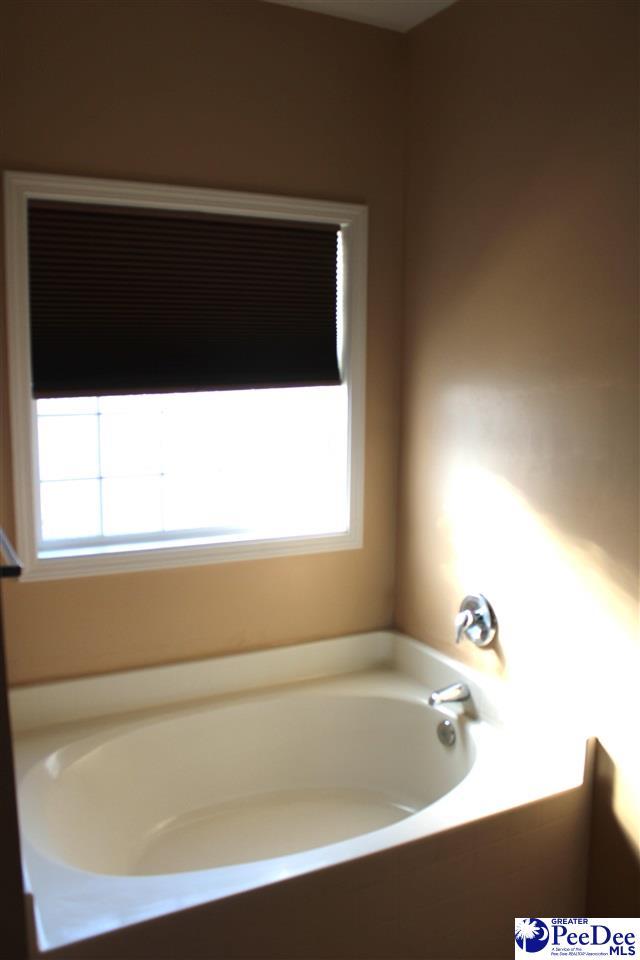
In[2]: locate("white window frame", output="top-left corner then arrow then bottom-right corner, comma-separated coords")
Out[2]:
4,171 -> 367,581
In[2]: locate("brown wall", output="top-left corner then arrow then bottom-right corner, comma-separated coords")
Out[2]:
0,0 -> 405,683
397,0 -> 639,886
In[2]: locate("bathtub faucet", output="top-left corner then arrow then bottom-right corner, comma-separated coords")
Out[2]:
428,682 -> 471,707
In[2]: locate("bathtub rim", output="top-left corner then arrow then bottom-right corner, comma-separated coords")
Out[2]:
9,629 -> 508,734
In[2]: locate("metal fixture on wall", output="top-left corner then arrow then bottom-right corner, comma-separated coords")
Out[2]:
454,594 -> 497,648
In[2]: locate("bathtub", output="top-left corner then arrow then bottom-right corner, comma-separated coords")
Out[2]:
10,632 -> 590,959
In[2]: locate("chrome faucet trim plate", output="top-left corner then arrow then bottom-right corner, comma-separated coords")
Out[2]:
455,594 -> 497,648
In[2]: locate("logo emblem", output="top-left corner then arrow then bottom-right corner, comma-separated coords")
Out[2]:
515,918 -> 549,953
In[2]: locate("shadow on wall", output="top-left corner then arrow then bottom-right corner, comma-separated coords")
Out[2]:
587,741 -> 640,917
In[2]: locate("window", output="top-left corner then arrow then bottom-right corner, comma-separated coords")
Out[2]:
4,172 -> 367,579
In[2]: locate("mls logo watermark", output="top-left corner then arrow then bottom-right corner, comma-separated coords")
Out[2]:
515,919 -> 550,953
515,918 -> 640,958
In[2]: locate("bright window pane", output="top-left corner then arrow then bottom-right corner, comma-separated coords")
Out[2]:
162,407 -> 222,476
40,480 -> 101,540
251,386 -> 348,533
102,477 -> 163,536
98,394 -> 166,416
37,415 -> 99,481
36,386 -> 349,544
100,414 -> 163,478
37,397 -> 98,416
163,474 -> 246,532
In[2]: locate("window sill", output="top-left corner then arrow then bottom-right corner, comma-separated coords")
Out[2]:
22,528 -> 362,581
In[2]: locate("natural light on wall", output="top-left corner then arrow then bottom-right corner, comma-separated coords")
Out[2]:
37,385 -> 349,552
441,455 -> 639,848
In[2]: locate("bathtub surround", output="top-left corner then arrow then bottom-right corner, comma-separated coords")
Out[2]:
1,0 -> 638,940
11,633 -> 590,958
29,791 -> 589,960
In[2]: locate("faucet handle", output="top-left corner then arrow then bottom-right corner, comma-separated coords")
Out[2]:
454,609 -> 474,644
455,595 -> 497,648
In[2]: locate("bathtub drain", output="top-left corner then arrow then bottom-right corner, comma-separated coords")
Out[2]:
437,719 -> 456,747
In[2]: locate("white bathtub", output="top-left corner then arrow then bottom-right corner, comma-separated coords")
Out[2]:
21,691 -> 474,878
11,632 -> 589,958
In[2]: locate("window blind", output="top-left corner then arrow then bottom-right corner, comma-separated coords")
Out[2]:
27,199 -> 341,398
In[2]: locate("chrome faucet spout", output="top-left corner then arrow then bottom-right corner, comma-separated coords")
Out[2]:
428,682 -> 471,707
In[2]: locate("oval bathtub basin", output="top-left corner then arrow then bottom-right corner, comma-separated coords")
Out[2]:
21,692 -> 474,877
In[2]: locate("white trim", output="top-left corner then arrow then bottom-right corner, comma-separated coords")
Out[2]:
4,174 -> 40,577
4,170 -> 366,224
4,171 -> 367,581
27,529 -> 362,581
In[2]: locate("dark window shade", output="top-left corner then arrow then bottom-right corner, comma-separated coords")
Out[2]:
27,200 -> 341,398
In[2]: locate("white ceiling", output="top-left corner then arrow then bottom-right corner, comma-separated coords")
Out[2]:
262,0 -> 457,33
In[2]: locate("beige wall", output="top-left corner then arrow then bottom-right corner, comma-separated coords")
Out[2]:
397,0 -> 639,877
0,0 -> 405,683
